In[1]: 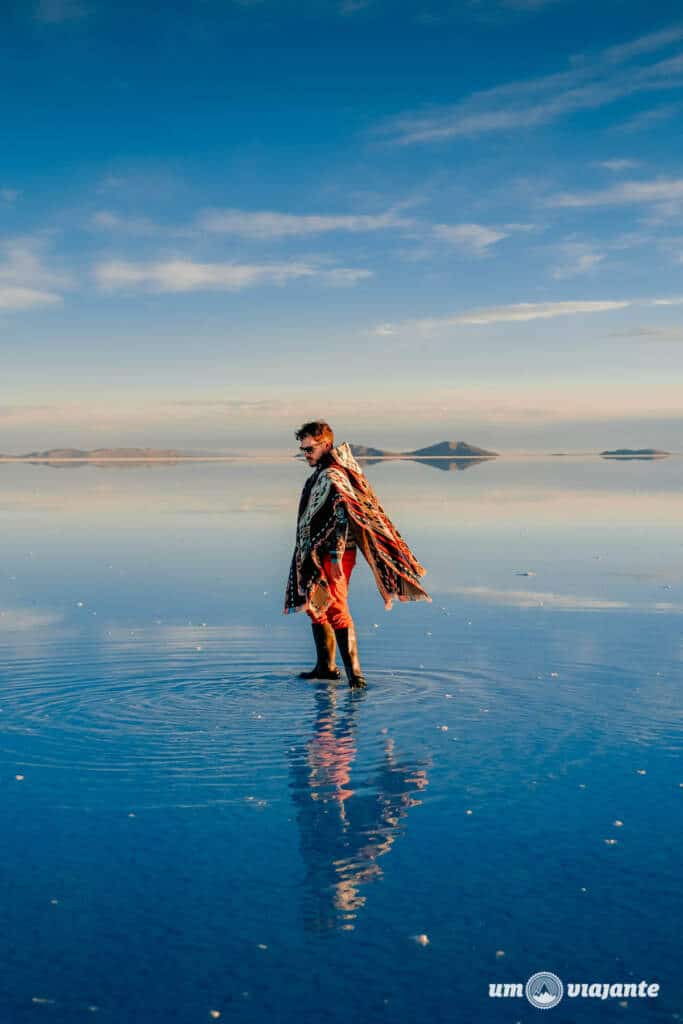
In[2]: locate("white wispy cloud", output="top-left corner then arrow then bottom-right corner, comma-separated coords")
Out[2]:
35,0 -> 89,23
381,24 -> 683,144
501,0 -> 565,9
375,299 -> 631,334
548,177 -> 683,207
0,607 -> 65,629
448,585 -> 683,613
597,159 -> 639,171
616,102 -> 680,132
0,287 -> 63,311
601,25 -> 683,64
94,258 -> 372,292
433,222 -> 509,253
0,237 -> 72,311
339,0 -> 371,13
448,586 -> 629,610
90,210 -> 167,235
197,207 -> 412,238
551,242 -> 606,279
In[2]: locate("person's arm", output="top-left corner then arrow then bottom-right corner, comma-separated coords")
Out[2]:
329,499 -> 349,577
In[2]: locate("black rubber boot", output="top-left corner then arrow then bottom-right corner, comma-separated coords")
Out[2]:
334,623 -> 367,688
298,622 -> 341,680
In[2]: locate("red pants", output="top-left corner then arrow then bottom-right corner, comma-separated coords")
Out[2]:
307,549 -> 357,629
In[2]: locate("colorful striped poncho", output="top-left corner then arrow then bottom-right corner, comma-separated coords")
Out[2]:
284,441 -> 431,617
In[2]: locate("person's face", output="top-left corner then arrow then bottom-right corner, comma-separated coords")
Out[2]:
299,434 -> 331,467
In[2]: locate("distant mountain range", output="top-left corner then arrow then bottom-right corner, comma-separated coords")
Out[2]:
350,440 -> 499,458
0,443 -> 672,463
0,448 -> 201,460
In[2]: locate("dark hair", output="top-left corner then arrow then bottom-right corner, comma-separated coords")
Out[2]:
295,420 -> 334,445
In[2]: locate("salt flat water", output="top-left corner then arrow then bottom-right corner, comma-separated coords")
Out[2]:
0,456 -> 681,1023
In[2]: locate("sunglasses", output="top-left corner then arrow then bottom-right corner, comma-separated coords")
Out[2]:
299,445 -> 318,454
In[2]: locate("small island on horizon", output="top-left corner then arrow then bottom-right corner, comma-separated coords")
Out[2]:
600,448 -> 670,459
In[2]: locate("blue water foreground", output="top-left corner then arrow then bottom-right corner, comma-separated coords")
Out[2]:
0,457 -> 681,1022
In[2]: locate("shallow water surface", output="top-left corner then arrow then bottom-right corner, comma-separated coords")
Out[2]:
0,457 -> 681,1022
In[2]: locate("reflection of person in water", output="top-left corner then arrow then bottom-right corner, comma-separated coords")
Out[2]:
289,683 -> 429,932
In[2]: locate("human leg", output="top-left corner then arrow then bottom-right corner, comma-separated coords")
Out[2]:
298,619 -> 340,680
324,550 -> 366,688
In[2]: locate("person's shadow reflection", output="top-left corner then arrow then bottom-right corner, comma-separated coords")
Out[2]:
289,683 -> 430,932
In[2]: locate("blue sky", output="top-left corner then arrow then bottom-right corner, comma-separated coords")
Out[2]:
1,0 -> 682,452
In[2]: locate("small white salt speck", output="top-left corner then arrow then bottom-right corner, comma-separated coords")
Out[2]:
495,950 -> 505,958
580,887 -> 587,892
32,997 -> 56,1005
373,623 -> 379,628
614,820 -> 624,827
465,809 -> 473,816
380,727 -> 388,734
604,838 -> 618,846
444,693 -> 453,699
636,769 -> 647,775
87,1005 -> 99,1012
438,725 -> 448,732
209,1011 -> 221,1020
128,812 -> 136,818
77,601 -> 84,607
579,783 -> 587,789
413,934 -> 429,946
195,646 -> 202,651
550,672 -> 559,678
257,943 -> 268,950
15,774 -> 24,781
426,631 -> 432,637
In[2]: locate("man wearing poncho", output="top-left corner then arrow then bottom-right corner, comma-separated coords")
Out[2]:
284,421 -> 430,688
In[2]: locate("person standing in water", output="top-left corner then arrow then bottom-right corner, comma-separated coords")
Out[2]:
284,420 -> 431,687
